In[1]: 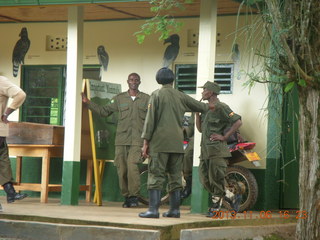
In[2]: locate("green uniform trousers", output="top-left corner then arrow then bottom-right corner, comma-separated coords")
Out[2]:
147,152 -> 183,193
114,145 -> 142,197
182,137 -> 194,179
199,156 -> 227,198
0,139 -> 13,186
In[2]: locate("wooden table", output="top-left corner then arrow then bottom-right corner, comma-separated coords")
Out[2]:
8,144 -> 92,203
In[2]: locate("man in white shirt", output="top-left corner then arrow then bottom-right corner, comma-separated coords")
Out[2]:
0,76 -> 28,210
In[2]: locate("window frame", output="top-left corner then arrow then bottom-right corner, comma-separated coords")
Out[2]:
174,63 -> 234,94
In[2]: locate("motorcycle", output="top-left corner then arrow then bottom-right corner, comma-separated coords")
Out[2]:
223,140 -> 260,212
138,136 -> 261,213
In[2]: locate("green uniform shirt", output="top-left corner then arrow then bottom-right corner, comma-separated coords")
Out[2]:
142,84 -> 209,153
200,99 -> 241,158
88,91 -> 150,146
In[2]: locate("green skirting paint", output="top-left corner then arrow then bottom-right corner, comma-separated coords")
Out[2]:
61,160 -> 80,205
190,166 -> 209,214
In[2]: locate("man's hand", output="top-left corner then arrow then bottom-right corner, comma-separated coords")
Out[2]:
81,92 -> 90,104
1,114 -> 9,124
141,139 -> 150,159
210,133 -> 225,142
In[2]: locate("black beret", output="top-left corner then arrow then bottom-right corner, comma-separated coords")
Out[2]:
156,67 -> 174,84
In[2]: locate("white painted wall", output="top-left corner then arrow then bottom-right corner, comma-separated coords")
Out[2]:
0,15 -> 268,168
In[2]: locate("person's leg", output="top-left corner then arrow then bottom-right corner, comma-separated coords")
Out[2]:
0,138 -> 13,186
126,145 -> 142,207
181,138 -> 194,199
207,157 -> 227,214
0,139 -> 28,203
198,158 -> 211,193
163,153 -> 183,218
114,146 -> 130,207
139,152 -> 168,218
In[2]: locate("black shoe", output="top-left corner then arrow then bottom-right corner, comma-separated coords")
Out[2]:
225,194 -> 242,213
129,196 -> 139,207
206,197 -> 223,217
206,207 -> 223,218
180,176 -> 192,200
122,197 -> 130,208
3,182 -> 28,203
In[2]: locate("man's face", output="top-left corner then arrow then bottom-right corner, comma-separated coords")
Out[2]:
201,88 -> 213,100
127,75 -> 141,90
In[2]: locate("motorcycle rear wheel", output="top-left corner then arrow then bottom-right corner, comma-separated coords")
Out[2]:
223,165 -> 258,212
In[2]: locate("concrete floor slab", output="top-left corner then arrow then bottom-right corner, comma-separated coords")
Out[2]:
0,197 -> 297,240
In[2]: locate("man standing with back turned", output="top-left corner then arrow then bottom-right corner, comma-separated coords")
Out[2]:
139,67 -> 215,218
82,73 -> 149,208
1,75 -> 28,211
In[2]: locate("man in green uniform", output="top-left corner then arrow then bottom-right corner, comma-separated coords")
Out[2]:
82,73 -> 149,208
181,113 -> 195,200
196,81 -> 242,215
139,68 -> 215,218
1,76 -> 28,211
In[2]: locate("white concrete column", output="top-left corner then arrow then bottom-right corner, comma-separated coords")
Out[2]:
61,6 -> 84,205
191,0 -> 217,213
193,0 -> 217,166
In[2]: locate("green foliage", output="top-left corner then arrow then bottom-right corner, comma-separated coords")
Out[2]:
298,79 -> 306,87
134,0 -> 192,43
284,81 -> 295,93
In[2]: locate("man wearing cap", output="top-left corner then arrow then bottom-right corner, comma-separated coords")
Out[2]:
196,81 -> 242,216
139,68 -> 215,219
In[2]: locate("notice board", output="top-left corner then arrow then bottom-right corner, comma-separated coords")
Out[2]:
82,79 -> 121,205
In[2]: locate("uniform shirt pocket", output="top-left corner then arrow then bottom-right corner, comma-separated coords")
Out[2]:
119,105 -> 129,120
138,105 -> 147,120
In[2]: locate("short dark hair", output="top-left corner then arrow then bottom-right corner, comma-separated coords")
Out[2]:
128,72 -> 141,81
156,67 -> 174,84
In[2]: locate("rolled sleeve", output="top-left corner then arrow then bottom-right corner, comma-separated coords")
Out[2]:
9,90 -> 26,110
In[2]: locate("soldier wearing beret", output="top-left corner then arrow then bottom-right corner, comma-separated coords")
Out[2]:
139,68 -> 215,218
196,81 -> 242,216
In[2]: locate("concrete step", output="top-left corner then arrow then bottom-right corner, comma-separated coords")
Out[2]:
0,219 -> 160,240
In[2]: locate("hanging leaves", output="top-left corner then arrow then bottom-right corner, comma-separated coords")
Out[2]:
134,0 -> 192,44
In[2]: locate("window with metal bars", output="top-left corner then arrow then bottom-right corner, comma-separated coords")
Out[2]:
21,65 -> 100,125
175,63 -> 234,94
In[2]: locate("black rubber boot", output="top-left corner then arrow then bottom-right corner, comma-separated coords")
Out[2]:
3,182 -> 28,203
139,189 -> 161,218
181,176 -> 192,200
163,190 -> 180,218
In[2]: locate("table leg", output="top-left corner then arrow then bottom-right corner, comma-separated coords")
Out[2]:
15,156 -> 22,184
40,150 -> 51,203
